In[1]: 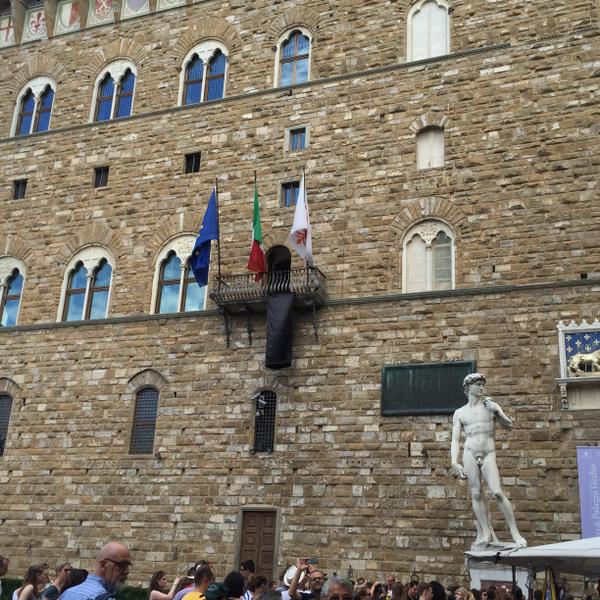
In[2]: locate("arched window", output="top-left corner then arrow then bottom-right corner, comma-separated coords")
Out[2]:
157,251 -> 181,314
95,73 -> 115,121
1,268 -> 24,327
129,387 -> 158,454
91,60 -> 137,122
11,77 -> 56,136
408,0 -> 450,61
403,220 -> 455,292
0,394 -> 13,456
179,42 -> 228,106
266,246 -> 291,292
59,247 -> 114,322
152,237 -> 207,314
87,259 -> 112,319
205,50 -> 226,101
115,69 -> 135,118
416,127 -> 444,170
253,390 -> 277,453
278,29 -> 311,87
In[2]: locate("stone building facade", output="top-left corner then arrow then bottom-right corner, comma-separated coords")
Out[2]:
1,0 -> 600,587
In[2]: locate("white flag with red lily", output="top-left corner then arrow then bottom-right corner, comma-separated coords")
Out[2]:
289,173 -> 314,266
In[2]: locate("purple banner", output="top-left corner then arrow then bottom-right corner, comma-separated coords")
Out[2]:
577,447 -> 600,537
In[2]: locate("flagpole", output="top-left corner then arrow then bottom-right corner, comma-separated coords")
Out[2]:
215,177 -> 222,283
303,166 -> 310,283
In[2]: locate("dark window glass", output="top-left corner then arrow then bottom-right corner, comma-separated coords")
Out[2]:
16,90 -> 35,136
157,251 -> 181,314
34,86 -> 54,132
95,74 -> 115,122
253,390 -> 277,453
87,259 -> 111,319
115,69 -> 135,118
130,387 -> 159,454
184,152 -> 201,174
205,50 -> 226,101
0,394 -> 13,456
63,262 -> 88,322
282,181 -> 300,207
280,30 -> 310,86
381,361 -> 476,416
1,269 -> 23,327
13,179 -> 27,200
182,262 -> 205,311
184,55 -> 203,106
94,166 -> 109,188
290,127 -> 306,151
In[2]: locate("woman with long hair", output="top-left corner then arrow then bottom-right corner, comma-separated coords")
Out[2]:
13,565 -> 49,600
149,571 -> 181,600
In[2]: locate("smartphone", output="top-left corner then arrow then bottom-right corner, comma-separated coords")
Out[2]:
308,558 -> 318,564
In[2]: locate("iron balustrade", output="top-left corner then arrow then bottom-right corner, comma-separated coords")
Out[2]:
210,266 -> 327,310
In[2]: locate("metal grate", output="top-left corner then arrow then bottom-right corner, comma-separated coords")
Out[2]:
129,387 -> 158,454
253,390 -> 277,453
0,394 -> 13,456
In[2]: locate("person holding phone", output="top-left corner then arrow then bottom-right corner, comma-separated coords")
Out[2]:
289,559 -> 324,600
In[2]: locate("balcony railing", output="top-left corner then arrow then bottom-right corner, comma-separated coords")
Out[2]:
210,266 -> 327,312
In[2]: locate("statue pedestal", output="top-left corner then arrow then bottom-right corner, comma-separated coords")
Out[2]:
466,550 -> 529,591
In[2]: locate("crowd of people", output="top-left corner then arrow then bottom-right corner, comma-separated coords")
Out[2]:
2,547 -> 597,600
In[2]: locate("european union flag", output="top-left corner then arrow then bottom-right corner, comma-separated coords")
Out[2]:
190,188 -> 219,287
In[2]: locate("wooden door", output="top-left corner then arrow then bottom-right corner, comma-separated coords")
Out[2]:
239,510 -> 277,578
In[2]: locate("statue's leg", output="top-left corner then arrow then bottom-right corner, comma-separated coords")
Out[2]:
463,450 -> 492,544
481,455 -> 527,547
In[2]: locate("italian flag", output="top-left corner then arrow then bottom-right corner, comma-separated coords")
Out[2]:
247,180 -> 266,281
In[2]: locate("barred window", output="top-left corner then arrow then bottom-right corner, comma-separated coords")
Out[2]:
253,390 -> 276,453
130,387 -> 159,454
0,394 -> 13,456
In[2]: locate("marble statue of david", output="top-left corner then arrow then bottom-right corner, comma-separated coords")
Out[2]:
451,372 -> 527,549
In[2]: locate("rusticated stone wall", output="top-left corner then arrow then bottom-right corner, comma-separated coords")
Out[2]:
0,283 -> 599,582
1,0 -> 600,588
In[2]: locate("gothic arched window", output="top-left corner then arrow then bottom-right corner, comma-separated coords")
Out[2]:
1,268 -> 24,327
278,29 -> 311,87
408,0 -> 450,61
180,42 -> 228,106
403,221 -> 455,292
12,77 -> 56,136
92,60 -> 137,121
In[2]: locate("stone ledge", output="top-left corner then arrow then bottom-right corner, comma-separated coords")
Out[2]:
0,277 -> 596,334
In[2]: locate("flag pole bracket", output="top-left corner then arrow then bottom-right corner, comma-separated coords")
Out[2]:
219,308 -> 232,348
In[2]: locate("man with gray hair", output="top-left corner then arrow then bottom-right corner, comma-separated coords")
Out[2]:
321,578 -> 353,600
450,372 -> 526,549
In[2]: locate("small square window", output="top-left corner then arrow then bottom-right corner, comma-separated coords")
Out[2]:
12,179 -> 27,200
281,181 -> 300,207
184,152 -> 201,174
290,127 -> 306,151
94,166 -> 109,188
285,125 -> 309,152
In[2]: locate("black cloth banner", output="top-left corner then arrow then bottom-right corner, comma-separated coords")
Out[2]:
265,292 -> 294,369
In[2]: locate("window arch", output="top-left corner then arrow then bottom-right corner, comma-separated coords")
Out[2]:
402,220 -> 455,292
416,126 -> 444,170
151,236 -> 207,314
129,387 -> 159,455
0,394 -> 12,456
179,42 -> 228,106
408,0 -> 450,61
275,28 -> 311,87
58,247 -> 114,322
11,76 -> 56,136
253,390 -> 277,453
0,257 -> 26,327
91,60 -> 137,122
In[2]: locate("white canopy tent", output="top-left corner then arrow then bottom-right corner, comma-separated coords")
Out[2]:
492,537 -> 600,577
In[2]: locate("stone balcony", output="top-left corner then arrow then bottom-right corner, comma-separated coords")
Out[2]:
209,266 -> 327,314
